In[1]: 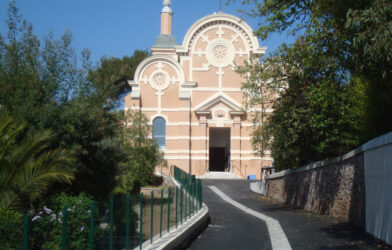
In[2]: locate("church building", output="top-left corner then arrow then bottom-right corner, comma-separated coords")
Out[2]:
124,0 -> 272,179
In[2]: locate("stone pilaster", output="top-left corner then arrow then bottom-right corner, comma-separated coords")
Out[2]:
230,114 -> 242,176
200,114 -> 209,175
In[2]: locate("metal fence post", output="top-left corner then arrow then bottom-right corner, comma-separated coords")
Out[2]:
191,182 -> 194,215
194,182 -> 197,213
189,184 -> 192,216
160,189 -> 163,237
191,183 -> 193,215
139,193 -> 143,250
192,183 -> 196,215
180,186 -> 183,224
126,195 -> 130,250
150,191 -> 154,243
197,180 -> 200,211
175,186 -> 178,228
167,187 -> 171,232
200,179 -> 203,209
195,180 -> 198,212
191,183 -> 194,215
184,185 -> 188,221
89,201 -> 95,250
188,185 -> 191,219
61,206 -> 68,250
199,179 -> 202,210
188,184 -> 191,217
109,197 -> 114,250
192,183 -> 195,215
22,213 -> 29,250
198,181 -> 200,209
188,184 -> 191,218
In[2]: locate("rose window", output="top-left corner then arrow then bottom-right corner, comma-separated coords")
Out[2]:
212,45 -> 227,61
150,72 -> 169,90
153,73 -> 166,87
206,39 -> 235,67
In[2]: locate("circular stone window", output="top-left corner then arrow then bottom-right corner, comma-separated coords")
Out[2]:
150,71 -> 170,91
206,39 -> 235,67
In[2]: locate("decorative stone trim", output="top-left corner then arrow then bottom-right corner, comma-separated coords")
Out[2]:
178,13 -> 266,56
229,111 -> 245,116
179,91 -> 191,100
131,55 -> 186,89
131,89 -> 140,100
181,81 -> 198,88
193,93 -> 243,113
195,111 -> 211,116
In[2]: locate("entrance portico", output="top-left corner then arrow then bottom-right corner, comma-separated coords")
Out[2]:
194,93 -> 245,176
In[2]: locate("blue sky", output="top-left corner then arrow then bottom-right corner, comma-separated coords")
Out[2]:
0,0 -> 294,64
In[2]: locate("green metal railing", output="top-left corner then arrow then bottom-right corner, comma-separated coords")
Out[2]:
173,166 -> 196,187
174,165 -> 203,210
19,166 -> 202,250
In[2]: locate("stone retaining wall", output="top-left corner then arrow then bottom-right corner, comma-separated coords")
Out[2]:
266,152 -> 365,226
266,132 -> 392,245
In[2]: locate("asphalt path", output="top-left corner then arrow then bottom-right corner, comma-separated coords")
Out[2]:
187,179 -> 392,250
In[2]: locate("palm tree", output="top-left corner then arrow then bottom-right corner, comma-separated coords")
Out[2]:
0,116 -> 75,212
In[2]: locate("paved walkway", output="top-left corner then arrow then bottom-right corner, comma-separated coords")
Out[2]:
187,180 -> 392,250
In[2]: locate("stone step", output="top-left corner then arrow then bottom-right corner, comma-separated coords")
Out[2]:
199,171 -> 243,179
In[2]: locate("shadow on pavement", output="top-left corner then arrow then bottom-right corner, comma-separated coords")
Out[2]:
318,222 -> 392,250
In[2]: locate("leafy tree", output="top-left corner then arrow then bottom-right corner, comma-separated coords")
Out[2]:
239,40 -> 363,170
345,0 -> 392,139
232,0 -> 386,169
0,1 -> 154,199
88,50 -> 149,100
346,0 -> 392,79
0,116 -> 75,212
112,111 -> 166,195
0,2 -> 115,199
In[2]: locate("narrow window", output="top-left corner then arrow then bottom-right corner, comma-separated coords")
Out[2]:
153,117 -> 166,148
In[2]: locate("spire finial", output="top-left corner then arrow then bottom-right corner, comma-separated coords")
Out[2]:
162,0 -> 172,13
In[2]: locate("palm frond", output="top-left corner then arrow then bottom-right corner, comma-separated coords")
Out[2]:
0,115 -> 76,212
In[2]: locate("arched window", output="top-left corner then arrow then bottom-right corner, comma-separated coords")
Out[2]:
153,117 -> 166,148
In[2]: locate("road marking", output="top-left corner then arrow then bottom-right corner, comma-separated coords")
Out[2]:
209,186 -> 292,250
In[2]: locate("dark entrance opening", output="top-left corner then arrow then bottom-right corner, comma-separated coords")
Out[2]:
209,127 -> 230,172
209,148 -> 225,171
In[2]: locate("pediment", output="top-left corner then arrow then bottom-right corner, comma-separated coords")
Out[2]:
194,93 -> 244,115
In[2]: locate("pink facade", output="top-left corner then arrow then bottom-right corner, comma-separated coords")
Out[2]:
125,2 -> 272,179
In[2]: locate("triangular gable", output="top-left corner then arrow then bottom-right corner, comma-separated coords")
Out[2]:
194,93 -> 243,113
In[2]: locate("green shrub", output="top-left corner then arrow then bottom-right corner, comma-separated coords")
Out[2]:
0,210 -> 23,249
30,193 -> 101,250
